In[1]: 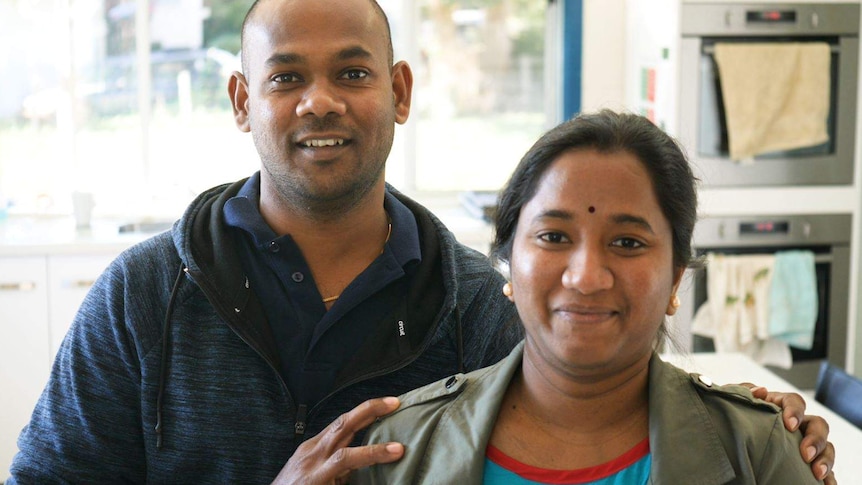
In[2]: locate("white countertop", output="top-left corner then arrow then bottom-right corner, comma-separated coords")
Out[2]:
0,215 -> 161,256
663,352 -> 862,481
0,197 -> 495,257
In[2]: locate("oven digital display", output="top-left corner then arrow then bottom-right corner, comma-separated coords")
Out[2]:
739,221 -> 790,235
746,10 -> 797,23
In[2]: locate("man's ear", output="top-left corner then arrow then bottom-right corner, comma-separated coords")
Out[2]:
228,71 -> 251,132
391,61 -> 413,125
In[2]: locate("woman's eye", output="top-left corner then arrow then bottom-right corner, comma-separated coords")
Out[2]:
611,238 -> 644,249
341,69 -> 368,80
538,232 -> 568,244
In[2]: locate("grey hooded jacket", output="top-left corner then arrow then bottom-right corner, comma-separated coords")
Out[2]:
8,178 -> 522,484
357,342 -> 821,485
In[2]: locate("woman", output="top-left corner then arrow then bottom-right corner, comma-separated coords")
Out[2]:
355,111 -> 823,484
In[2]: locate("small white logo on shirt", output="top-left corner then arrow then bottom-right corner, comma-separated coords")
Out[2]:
398,320 -> 406,337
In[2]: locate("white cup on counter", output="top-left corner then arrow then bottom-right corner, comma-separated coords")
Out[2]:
71,191 -> 95,228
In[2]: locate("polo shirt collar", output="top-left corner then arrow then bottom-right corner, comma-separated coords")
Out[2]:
224,172 -> 422,269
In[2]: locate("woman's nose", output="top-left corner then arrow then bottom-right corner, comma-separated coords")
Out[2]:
295,81 -> 347,118
561,246 -> 613,294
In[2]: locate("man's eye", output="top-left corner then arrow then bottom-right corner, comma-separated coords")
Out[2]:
538,232 -> 568,244
341,70 -> 368,80
272,73 -> 301,83
611,238 -> 644,249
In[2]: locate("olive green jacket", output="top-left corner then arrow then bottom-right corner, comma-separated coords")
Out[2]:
355,342 -> 820,485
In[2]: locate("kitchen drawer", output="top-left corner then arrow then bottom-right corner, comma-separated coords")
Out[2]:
46,254 -> 115,358
0,256 -> 51,478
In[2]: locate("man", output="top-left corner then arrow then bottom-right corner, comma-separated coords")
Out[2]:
8,0 -> 836,483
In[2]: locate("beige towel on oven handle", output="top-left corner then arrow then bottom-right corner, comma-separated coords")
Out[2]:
714,42 -> 831,162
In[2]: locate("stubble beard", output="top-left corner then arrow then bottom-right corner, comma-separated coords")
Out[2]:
263,154 -> 387,220
253,113 -> 395,220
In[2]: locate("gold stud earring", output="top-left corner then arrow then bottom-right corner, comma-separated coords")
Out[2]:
502,282 -> 513,298
671,295 -> 681,309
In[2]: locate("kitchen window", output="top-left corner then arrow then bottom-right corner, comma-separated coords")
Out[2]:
0,0 -> 549,217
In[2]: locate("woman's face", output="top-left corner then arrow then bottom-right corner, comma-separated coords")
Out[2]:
510,148 -> 683,379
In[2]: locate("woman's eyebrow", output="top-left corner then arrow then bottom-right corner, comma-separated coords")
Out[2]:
610,213 -> 655,234
534,209 -> 574,222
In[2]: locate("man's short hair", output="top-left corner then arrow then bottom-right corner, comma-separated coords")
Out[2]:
239,0 -> 394,75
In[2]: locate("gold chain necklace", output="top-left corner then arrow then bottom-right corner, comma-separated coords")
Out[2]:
322,218 -> 392,304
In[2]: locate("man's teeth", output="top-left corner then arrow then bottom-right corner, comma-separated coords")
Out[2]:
303,139 -> 345,147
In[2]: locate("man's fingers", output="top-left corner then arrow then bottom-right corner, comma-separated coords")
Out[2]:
799,414 -> 831,461
332,442 -> 405,470
331,443 -> 405,485
811,442 -> 835,482
321,397 -> 401,452
271,397 -> 403,484
798,415 -> 833,481
749,387 -> 836,481
797,414 -> 835,482
752,387 -> 806,432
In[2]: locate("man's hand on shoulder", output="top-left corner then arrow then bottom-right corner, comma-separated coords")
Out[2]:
746,384 -> 837,484
271,397 -> 404,485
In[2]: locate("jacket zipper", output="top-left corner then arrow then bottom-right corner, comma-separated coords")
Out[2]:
294,404 -> 308,442
187,269 -> 457,445
184,268 -> 293,397
302,302 -> 456,425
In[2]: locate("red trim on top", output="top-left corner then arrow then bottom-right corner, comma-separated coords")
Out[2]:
486,437 -> 649,484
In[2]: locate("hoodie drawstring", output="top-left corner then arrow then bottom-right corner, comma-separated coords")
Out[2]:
155,263 -> 187,450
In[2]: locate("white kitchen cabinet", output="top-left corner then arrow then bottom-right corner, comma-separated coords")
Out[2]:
0,215 -> 149,478
0,252 -> 117,479
0,256 -> 51,479
46,254 -> 115,358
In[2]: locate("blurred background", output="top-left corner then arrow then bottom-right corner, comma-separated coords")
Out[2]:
0,0 -> 552,219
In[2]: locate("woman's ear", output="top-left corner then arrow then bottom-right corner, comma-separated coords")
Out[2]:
666,267 -> 686,316
672,266 -> 686,290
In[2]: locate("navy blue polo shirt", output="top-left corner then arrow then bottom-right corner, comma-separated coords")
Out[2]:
223,173 -> 422,410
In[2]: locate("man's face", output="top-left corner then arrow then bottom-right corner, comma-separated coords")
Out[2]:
230,0 -> 412,215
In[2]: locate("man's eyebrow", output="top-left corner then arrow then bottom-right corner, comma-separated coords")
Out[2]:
336,46 -> 374,61
265,53 -> 303,67
263,46 -> 374,68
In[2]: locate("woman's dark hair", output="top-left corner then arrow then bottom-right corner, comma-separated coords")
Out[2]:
490,110 -> 700,273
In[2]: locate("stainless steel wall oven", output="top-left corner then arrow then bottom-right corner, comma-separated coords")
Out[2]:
675,214 -> 851,389
678,3 -> 859,186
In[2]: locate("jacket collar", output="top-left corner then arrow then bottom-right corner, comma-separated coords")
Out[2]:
400,342 -> 525,482
405,348 -> 742,484
173,177 -> 458,386
648,354 -> 737,483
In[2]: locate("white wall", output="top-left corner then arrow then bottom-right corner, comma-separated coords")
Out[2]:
580,0 -> 627,111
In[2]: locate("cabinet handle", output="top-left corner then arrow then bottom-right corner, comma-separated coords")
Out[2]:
0,281 -> 37,291
63,279 -> 97,289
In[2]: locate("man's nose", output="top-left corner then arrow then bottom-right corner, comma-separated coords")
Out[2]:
295,81 -> 347,118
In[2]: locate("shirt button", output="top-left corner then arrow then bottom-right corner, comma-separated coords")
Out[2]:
445,376 -> 458,389
269,241 -> 280,252
698,375 -> 714,387
291,272 -> 304,283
